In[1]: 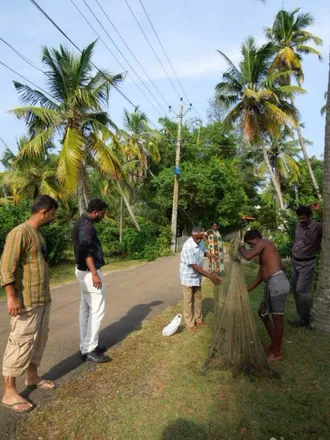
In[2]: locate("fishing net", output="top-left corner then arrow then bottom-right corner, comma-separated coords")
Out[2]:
207,237 -> 274,377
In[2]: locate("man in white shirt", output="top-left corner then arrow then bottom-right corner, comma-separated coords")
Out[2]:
180,226 -> 221,330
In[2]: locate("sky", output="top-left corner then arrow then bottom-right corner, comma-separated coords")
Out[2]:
0,0 -> 329,166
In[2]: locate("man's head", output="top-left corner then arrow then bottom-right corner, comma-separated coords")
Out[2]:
296,206 -> 313,228
87,199 -> 108,222
244,229 -> 262,248
191,225 -> 204,245
31,195 -> 59,226
211,223 -> 217,231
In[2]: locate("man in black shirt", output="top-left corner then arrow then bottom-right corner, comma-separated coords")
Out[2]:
72,199 -> 110,363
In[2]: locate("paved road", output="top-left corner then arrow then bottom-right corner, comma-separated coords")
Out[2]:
0,254 -> 182,439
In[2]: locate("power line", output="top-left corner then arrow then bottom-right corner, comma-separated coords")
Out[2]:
70,0 -> 163,118
93,0 -> 170,110
0,59 -> 59,105
124,0 -> 182,100
81,0 -> 167,116
27,0 -> 162,131
0,37 -> 44,75
136,0 -> 203,121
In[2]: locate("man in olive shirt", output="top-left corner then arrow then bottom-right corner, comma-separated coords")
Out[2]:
0,195 -> 58,413
289,203 -> 323,328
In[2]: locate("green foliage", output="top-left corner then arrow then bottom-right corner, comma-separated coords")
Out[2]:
0,201 -> 69,266
120,221 -> 172,261
151,157 -> 249,233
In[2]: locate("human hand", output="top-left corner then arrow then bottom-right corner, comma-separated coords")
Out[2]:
92,273 -> 102,289
7,295 -> 21,316
209,273 -> 222,285
210,254 -> 219,261
310,202 -> 321,212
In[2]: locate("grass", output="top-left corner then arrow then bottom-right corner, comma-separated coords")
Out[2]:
0,258 -> 144,300
13,263 -> 330,440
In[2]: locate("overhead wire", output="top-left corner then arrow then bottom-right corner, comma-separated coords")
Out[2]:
81,0 -> 167,116
138,0 -> 203,120
93,0 -> 170,110
0,58 -> 60,106
27,0 -> 162,132
124,0 -> 182,100
70,0 -> 164,118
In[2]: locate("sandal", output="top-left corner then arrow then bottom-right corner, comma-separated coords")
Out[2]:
2,400 -> 35,413
25,379 -> 56,390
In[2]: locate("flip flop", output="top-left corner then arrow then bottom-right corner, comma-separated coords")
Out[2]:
26,379 -> 56,390
1,400 -> 35,413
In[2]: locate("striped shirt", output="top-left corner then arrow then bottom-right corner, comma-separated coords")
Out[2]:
0,222 -> 51,310
180,237 -> 205,286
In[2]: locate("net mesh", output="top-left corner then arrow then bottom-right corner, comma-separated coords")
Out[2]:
207,237 -> 274,377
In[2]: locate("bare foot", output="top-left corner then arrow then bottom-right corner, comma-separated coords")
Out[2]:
267,352 -> 282,362
25,377 -> 56,390
196,322 -> 208,327
2,391 -> 33,412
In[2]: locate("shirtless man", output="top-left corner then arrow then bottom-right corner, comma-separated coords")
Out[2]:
239,230 -> 290,362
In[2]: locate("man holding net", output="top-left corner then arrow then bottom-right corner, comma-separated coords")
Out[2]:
180,226 -> 221,331
239,230 -> 290,362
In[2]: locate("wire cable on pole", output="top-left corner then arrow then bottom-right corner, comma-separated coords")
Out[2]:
81,0 -> 167,116
93,0 -> 170,110
136,0 -> 203,121
70,0 -> 163,118
0,59 -> 60,105
27,0 -> 161,131
124,0 -> 182,100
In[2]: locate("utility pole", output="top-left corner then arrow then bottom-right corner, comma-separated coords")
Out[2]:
170,99 -> 184,252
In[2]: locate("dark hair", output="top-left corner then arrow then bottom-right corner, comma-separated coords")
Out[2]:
244,229 -> 262,242
192,225 -> 204,234
296,205 -> 312,217
87,199 -> 108,212
31,195 -> 59,213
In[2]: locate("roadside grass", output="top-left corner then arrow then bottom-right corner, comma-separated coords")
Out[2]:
14,263 -> 330,440
0,258 -> 144,300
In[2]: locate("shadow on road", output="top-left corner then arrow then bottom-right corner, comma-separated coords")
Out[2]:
43,300 -> 164,383
0,300 -> 163,440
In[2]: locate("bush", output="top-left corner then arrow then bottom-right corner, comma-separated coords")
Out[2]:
120,221 -> 172,261
0,201 -> 69,266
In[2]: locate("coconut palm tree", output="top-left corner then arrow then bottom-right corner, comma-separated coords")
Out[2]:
255,135 -> 302,189
265,8 -> 323,199
215,36 -> 304,209
0,137 -> 60,202
121,109 -> 160,181
10,41 -> 123,214
313,60 -> 330,332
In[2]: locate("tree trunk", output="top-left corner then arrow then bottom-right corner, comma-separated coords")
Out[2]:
116,180 -> 141,232
262,146 -> 285,210
313,60 -> 330,332
119,197 -> 123,243
77,167 -> 90,215
291,96 -> 323,200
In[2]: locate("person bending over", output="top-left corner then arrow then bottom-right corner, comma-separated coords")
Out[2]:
239,230 -> 290,362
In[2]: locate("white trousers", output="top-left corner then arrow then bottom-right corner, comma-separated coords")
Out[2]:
75,268 -> 106,355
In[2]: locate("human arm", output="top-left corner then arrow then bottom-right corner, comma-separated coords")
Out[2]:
311,202 -> 323,221
239,241 -> 265,261
0,229 -> 24,316
79,221 -> 102,289
191,264 -> 221,285
85,256 -> 102,289
247,268 -> 262,292
204,251 -> 219,261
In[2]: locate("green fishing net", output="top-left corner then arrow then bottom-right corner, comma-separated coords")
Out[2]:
207,238 -> 274,377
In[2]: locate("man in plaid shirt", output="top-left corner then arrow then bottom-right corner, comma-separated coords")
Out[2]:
180,226 -> 221,330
